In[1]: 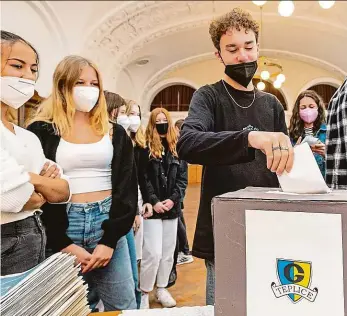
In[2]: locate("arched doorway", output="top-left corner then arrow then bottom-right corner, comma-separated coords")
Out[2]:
306,84 -> 337,109
253,78 -> 288,110
150,84 -> 196,112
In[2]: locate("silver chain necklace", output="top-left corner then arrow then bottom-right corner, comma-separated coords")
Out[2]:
222,79 -> 256,109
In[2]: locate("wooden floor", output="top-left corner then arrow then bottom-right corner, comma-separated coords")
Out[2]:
93,183 -> 204,315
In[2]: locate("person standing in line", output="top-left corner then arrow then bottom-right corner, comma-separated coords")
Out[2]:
138,108 -> 187,309
174,119 -> 192,266
1,30 -> 70,275
27,56 -> 137,311
167,119 -> 190,289
289,90 -> 327,176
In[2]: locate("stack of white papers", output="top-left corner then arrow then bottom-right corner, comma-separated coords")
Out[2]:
122,305 -> 214,316
1,252 -> 90,316
277,143 -> 330,194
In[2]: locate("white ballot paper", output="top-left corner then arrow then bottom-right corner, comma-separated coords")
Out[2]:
277,143 -> 330,194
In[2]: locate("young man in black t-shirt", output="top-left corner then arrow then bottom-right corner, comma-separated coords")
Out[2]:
177,8 -> 294,305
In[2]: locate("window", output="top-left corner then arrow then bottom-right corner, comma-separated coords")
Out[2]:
150,84 -> 196,112
307,84 -> 337,109
253,78 -> 288,110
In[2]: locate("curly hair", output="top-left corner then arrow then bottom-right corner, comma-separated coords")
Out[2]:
209,8 -> 259,51
289,90 -> 326,142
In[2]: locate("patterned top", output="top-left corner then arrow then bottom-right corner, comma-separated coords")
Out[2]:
326,78 -> 347,189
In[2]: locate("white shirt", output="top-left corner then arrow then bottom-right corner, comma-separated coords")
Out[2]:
0,122 -> 68,224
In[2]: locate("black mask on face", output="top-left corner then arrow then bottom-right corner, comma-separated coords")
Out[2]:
156,123 -> 169,135
219,52 -> 258,88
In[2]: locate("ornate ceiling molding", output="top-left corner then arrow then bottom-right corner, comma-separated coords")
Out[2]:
84,1 -> 347,75
84,1 -> 216,70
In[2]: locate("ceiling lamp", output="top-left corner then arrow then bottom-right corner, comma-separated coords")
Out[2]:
260,70 -> 270,80
318,1 -> 335,9
278,0 -> 295,17
257,81 -> 266,91
256,56 -> 285,90
252,1 -> 267,6
276,73 -> 286,83
273,80 -> 282,89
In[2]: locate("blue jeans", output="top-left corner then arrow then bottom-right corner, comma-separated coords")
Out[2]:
126,230 -> 141,308
66,196 -> 137,311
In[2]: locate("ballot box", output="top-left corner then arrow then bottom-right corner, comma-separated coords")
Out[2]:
213,187 -> 347,316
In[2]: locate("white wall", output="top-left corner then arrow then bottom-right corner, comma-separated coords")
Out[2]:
1,1 -> 68,96
0,1 -> 124,97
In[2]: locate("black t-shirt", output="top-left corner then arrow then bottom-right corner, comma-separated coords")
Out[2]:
177,79 -> 288,260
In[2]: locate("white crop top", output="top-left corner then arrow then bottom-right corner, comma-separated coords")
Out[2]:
56,134 -> 113,194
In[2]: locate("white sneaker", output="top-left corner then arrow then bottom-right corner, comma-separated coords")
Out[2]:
140,293 -> 150,309
156,288 -> 176,308
177,252 -> 194,266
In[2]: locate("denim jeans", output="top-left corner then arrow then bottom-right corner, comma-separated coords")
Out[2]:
126,230 -> 141,308
66,196 -> 137,311
205,259 -> 215,306
1,212 -> 46,276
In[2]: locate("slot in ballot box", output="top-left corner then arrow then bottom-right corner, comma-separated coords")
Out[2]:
213,187 -> 347,316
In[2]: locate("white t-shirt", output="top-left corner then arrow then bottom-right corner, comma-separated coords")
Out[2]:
0,122 -> 68,224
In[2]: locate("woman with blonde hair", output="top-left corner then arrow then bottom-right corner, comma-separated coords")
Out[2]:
123,99 -> 150,257
27,55 -> 137,311
138,108 -> 187,309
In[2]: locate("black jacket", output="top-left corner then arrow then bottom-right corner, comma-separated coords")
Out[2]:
27,121 -> 137,252
177,81 -> 287,261
138,146 -> 187,220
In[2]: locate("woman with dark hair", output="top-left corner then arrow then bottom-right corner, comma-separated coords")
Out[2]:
1,31 -> 70,275
289,90 -> 327,176
104,90 -> 126,123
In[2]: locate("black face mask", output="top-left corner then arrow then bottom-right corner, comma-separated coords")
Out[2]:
156,123 -> 169,135
222,56 -> 258,88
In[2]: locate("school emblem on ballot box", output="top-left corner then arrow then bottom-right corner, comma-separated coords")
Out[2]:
271,259 -> 318,303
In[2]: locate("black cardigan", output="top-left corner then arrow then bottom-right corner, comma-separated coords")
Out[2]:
27,121 -> 137,251
137,146 -> 187,220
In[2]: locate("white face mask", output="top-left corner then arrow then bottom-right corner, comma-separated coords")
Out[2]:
73,86 -> 99,112
117,115 -> 130,130
0,76 -> 35,109
128,115 -> 141,133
